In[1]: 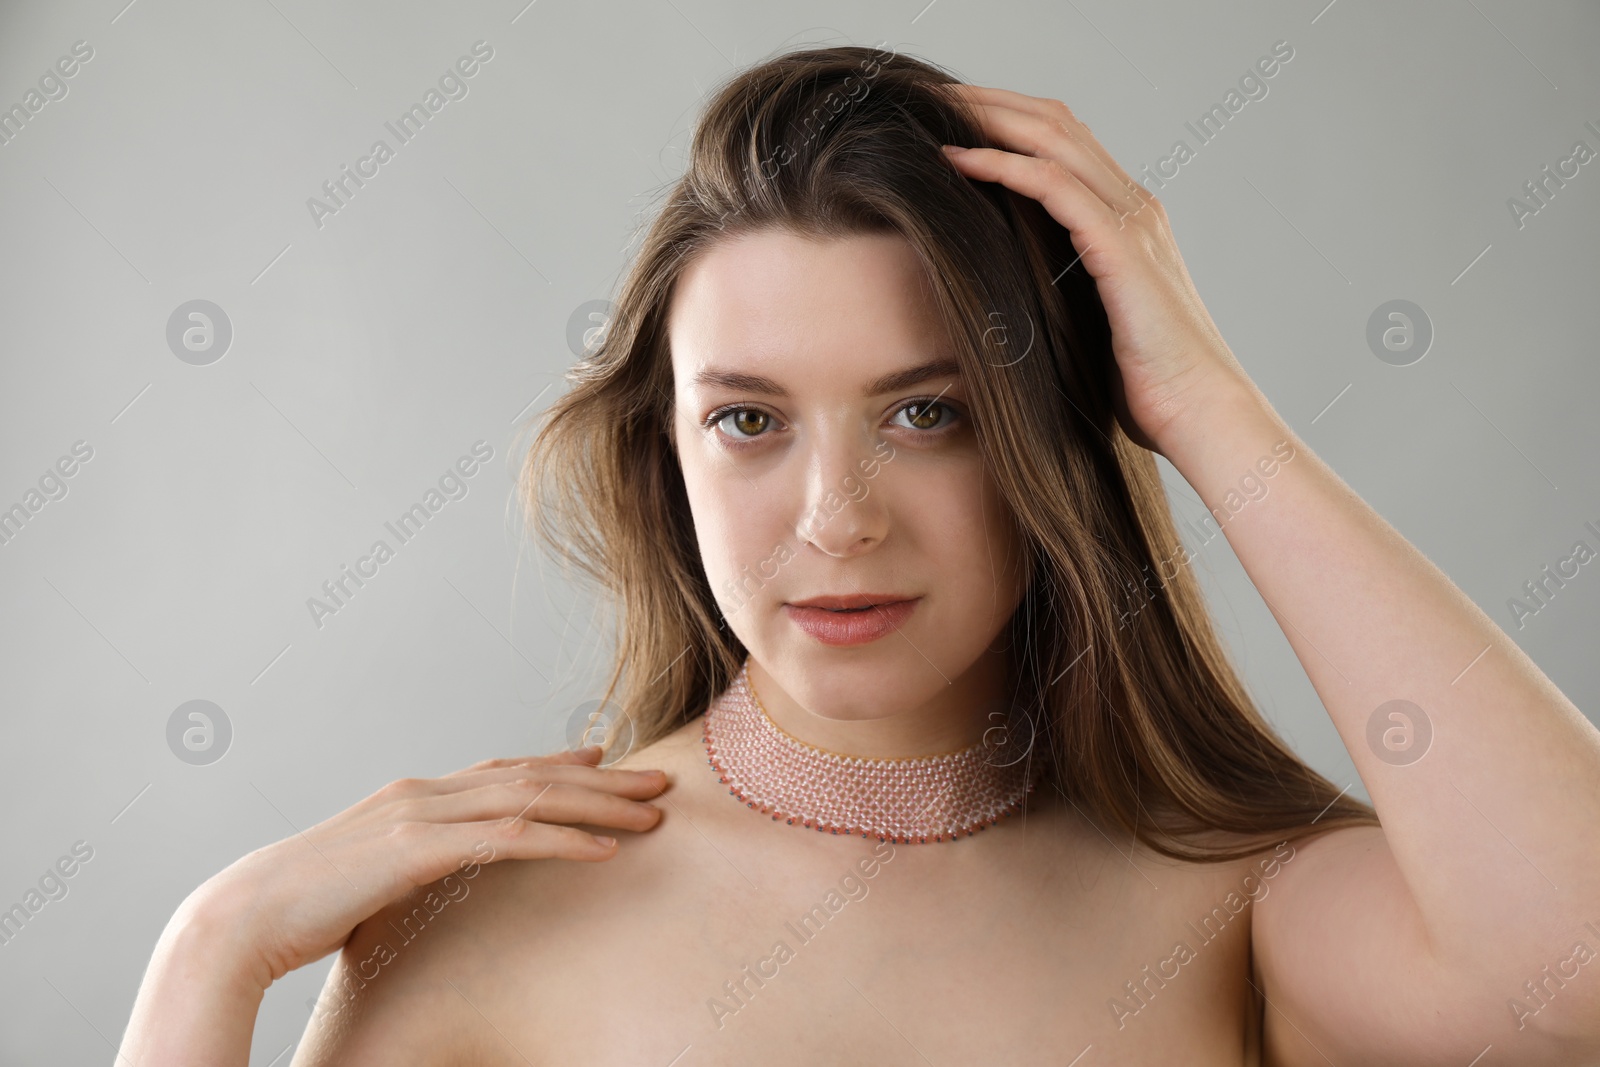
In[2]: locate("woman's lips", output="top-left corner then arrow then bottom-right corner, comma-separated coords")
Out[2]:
782,598 -> 920,646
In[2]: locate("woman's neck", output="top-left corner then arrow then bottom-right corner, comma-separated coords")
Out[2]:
741,648 -> 1013,759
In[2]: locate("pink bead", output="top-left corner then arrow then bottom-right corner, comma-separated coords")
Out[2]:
701,659 -> 1037,845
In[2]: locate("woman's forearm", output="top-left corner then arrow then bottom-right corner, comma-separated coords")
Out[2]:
118,893 -> 268,1067
1154,370 -> 1600,968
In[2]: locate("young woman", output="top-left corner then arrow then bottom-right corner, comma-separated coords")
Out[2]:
120,46 -> 1600,1066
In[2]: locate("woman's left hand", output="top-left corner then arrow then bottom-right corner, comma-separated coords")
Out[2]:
940,83 -> 1251,455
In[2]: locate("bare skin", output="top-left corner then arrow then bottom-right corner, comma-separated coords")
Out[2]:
115,748 -> 668,1067
287,718 -> 1297,1067
117,78 -> 1600,1067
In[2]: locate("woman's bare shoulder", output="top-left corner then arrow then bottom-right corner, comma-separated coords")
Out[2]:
290,867 -> 515,1065
290,723 -> 708,1065
605,712 -> 707,779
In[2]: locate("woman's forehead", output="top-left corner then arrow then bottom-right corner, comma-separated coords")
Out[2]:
668,229 -> 950,382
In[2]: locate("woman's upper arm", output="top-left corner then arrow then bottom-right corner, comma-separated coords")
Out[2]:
1251,824 -> 1578,1067
1251,825 -> 1453,1065
289,887 -> 495,1067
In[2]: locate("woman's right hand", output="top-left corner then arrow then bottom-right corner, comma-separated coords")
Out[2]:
119,745 -> 667,1065
186,745 -> 667,993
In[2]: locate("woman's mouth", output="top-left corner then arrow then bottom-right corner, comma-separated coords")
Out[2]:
782,598 -> 920,646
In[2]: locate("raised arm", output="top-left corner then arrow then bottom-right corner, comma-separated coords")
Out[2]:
1161,372 -> 1600,1066
937,81 -> 1600,1065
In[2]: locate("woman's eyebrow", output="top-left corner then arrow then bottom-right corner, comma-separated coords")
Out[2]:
689,357 -> 961,397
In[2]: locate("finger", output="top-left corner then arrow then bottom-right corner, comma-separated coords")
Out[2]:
404,763 -> 670,800
942,145 -> 1125,268
961,100 -> 1146,221
398,779 -> 664,833
947,84 -> 1154,212
948,84 -> 1121,177
488,820 -> 624,861
447,744 -> 604,778
406,818 -> 624,875
482,763 -> 670,800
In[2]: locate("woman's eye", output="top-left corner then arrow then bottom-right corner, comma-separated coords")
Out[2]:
893,400 -> 958,432
707,399 -> 958,447
712,408 -> 772,440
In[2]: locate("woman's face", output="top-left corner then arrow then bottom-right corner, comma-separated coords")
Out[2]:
667,228 -> 1031,735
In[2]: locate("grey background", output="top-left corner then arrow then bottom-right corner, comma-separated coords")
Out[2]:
1,0 -> 1596,1061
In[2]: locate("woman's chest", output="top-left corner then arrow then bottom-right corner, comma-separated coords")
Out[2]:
464,824 -> 1265,1066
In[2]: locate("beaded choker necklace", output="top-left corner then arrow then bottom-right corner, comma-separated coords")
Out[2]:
702,659 -> 1038,844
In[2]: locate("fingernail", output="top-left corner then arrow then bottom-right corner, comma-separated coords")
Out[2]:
941,144 -> 967,155
593,835 -> 616,847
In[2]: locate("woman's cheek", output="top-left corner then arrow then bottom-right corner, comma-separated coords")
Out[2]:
947,463 -> 1030,615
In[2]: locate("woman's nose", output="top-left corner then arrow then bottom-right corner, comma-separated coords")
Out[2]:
795,442 -> 889,556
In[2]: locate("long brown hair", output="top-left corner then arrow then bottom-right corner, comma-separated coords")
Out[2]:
517,43 -> 1378,862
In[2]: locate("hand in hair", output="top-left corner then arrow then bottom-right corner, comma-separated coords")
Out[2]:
939,84 -> 1253,456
